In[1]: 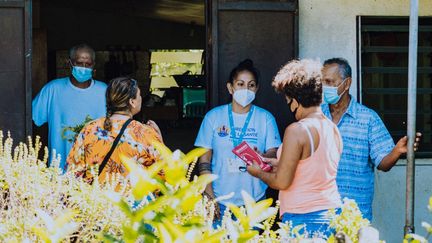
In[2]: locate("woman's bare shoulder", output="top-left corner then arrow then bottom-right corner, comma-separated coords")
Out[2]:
284,122 -> 306,135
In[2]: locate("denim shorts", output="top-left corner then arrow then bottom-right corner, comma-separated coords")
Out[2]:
281,208 -> 341,239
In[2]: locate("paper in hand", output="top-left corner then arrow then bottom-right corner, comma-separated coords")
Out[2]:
232,141 -> 272,172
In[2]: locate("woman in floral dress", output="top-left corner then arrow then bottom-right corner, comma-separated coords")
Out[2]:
67,77 -> 163,185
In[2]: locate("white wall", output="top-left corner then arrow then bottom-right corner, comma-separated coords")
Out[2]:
298,1 -> 432,242
374,160 -> 432,243
298,0 -> 432,97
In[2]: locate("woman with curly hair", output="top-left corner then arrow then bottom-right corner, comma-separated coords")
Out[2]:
67,77 -> 163,185
247,59 -> 342,238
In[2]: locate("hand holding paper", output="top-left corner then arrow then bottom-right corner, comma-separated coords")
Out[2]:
232,141 -> 272,172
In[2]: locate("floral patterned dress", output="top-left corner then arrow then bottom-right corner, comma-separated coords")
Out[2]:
67,118 -> 162,184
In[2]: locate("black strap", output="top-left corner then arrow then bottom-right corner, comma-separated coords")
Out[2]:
98,119 -> 132,176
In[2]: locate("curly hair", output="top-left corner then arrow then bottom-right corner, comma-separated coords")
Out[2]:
272,59 -> 322,108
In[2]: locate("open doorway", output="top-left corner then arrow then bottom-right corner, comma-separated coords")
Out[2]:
32,0 -> 206,152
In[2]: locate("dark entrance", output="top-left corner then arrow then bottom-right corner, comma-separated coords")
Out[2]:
207,0 -> 298,132
32,0 -> 207,152
0,0 -> 298,152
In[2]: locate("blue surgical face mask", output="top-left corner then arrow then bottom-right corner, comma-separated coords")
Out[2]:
233,89 -> 255,107
71,65 -> 93,83
323,78 -> 348,104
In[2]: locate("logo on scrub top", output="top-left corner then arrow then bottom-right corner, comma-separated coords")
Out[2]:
217,125 -> 229,137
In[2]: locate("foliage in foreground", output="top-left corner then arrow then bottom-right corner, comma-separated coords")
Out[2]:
0,131 -> 125,242
0,130 -> 376,242
404,197 -> 432,243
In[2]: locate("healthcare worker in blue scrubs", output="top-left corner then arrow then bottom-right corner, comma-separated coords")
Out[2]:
194,59 -> 281,226
32,44 -> 107,171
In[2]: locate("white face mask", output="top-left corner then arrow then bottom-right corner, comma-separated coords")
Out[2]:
233,89 -> 255,107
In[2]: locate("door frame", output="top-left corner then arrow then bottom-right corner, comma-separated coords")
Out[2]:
0,0 -> 32,140
205,0 -> 298,108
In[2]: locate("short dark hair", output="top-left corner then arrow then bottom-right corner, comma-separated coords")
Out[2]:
228,59 -> 260,84
69,44 -> 96,62
323,57 -> 352,79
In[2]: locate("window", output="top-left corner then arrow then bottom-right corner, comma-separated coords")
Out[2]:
148,49 -> 206,118
359,17 -> 432,157
149,49 -> 204,97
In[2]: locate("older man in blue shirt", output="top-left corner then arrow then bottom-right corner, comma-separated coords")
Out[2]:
33,44 -> 107,171
321,58 -> 421,220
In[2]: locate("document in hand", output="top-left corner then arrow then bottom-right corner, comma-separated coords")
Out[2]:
232,141 -> 272,172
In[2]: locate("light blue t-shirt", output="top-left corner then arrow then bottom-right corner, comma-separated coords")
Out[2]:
32,77 -> 107,170
195,104 -> 281,206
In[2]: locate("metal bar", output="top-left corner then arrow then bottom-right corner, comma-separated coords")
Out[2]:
218,1 -> 297,11
0,1 -> 25,7
363,88 -> 432,94
362,25 -> 431,32
390,131 -> 432,135
404,0 -> 419,235
375,110 -> 432,115
362,67 -> 432,74
391,130 -> 432,134
357,16 -> 363,103
204,0 -> 213,110
25,0 -> 32,138
414,152 -> 432,158
362,46 -> 432,53
210,0 -> 218,107
293,0 -> 299,58
205,0 -> 212,110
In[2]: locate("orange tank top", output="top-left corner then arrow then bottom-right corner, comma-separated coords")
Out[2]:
278,117 -> 342,215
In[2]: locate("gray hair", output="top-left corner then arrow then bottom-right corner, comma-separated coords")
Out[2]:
323,57 -> 352,79
69,44 -> 96,62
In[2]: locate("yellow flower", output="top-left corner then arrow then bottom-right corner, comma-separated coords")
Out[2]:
120,154 -> 162,200
405,233 -> 428,243
32,209 -> 78,243
228,190 -> 277,230
428,196 -> 432,212
152,142 -> 208,187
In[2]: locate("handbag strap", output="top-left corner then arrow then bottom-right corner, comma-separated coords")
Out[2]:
98,119 -> 132,176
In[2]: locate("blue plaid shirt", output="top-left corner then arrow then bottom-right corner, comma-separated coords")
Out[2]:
322,96 -> 395,220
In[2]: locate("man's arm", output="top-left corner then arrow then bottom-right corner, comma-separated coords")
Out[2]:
377,149 -> 402,172
378,133 -> 422,172
32,85 -> 50,127
368,111 -> 422,172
